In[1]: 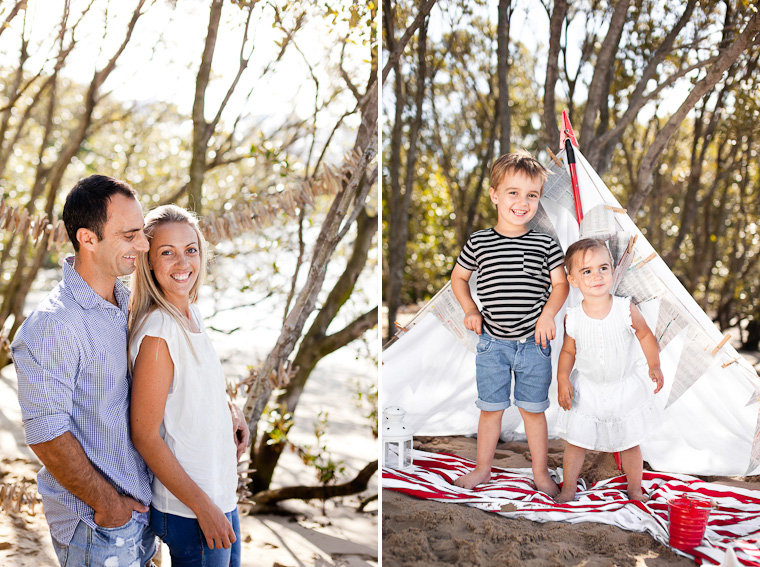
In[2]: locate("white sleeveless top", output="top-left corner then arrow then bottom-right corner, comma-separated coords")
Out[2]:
554,296 -> 662,452
130,306 -> 238,517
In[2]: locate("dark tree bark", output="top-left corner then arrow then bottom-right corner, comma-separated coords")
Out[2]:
251,460 -> 377,506
497,0 -> 512,154
579,0 -> 630,152
542,0 -> 567,151
385,8 -> 429,339
250,209 -> 378,493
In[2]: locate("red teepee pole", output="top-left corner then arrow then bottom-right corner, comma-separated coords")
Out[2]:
560,111 -> 583,226
559,111 -> 623,472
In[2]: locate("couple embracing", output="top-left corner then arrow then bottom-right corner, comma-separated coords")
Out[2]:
12,175 -> 246,566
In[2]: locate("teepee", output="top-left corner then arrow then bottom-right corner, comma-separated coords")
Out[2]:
383,116 -> 760,477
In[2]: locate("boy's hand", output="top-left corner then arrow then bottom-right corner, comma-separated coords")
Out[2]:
535,313 -> 556,348
558,379 -> 573,410
649,366 -> 664,394
463,309 -> 483,335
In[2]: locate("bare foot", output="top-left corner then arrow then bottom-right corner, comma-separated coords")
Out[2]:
628,488 -> 649,502
555,488 -> 576,503
533,471 -> 561,497
453,468 -> 491,489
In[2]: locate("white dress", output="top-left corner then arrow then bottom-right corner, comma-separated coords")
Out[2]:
555,296 -> 661,452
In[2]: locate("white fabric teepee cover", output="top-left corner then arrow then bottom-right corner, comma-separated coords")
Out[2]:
383,148 -> 760,476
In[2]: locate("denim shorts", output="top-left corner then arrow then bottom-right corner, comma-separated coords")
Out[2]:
52,516 -> 157,567
475,330 -> 552,413
149,505 -> 241,567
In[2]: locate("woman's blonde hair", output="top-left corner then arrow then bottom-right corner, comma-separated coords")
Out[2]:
128,205 -> 209,369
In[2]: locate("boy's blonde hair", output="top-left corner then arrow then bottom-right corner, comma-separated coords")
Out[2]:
490,149 -> 549,192
564,238 -> 611,273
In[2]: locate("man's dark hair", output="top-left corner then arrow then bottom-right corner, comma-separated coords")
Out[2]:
62,175 -> 138,251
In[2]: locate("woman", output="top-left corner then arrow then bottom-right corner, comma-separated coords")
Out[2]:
129,205 -> 240,566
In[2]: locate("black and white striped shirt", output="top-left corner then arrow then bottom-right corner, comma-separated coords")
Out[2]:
456,229 -> 564,339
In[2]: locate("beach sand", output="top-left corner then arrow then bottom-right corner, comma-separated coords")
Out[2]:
382,435 -> 760,567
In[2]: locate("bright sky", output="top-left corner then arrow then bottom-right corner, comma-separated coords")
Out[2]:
0,0 -> 367,147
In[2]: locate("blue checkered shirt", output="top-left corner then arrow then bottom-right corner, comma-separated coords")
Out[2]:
12,257 -> 152,545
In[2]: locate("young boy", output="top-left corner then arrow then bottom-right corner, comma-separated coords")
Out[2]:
451,150 -> 569,495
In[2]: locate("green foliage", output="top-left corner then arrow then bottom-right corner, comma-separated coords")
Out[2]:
384,0 -> 760,340
263,403 -> 346,486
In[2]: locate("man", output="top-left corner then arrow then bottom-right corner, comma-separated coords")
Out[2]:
12,175 -> 249,566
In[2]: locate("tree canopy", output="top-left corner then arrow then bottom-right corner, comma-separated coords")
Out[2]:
383,0 -> 760,349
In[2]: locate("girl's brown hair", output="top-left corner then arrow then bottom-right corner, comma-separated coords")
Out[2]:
564,238 -> 611,273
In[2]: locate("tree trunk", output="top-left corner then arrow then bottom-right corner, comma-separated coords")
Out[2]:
497,0 -> 511,154
250,210 -> 378,493
743,320 -> 760,351
542,0 -> 566,151
187,0 -> 224,214
584,0 -> 699,171
386,15 -> 428,339
580,0 -> 630,154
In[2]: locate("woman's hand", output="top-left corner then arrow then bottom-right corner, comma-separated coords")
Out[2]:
196,502 -> 236,550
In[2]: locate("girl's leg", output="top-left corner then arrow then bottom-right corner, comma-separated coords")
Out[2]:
519,408 -> 560,497
229,508 -> 242,567
621,445 -> 648,501
454,409 -> 504,489
157,509 -> 234,567
556,442 -> 586,502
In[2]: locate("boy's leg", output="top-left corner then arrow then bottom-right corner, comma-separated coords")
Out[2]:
514,338 -> 559,497
556,442 -> 585,502
453,409 -> 504,489
620,445 -> 648,501
519,408 -> 560,497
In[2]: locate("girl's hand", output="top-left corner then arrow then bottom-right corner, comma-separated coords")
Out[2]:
197,502 -> 236,550
558,379 -> 574,410
463,309 -> 483,335
649,366 -> 664,394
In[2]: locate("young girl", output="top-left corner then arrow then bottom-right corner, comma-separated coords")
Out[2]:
128,205 -> 241,566
555,238 -> 663,503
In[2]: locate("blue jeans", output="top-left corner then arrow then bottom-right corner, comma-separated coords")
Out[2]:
150,506 -> 241,567
52,517 -> 157,567
475,331 -> 553,413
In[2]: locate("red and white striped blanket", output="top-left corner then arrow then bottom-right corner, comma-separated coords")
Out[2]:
382,450 -> 760,566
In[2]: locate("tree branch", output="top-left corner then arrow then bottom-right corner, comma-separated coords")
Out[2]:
251,460 -> 377,505
382,0 -> 438,84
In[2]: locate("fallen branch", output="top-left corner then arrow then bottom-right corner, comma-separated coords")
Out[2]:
357,493 -> 378,512
251,460 -> 377,506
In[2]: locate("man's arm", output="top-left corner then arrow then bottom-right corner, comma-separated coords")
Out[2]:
30,432 -> 147,527
228,401 -> 250,460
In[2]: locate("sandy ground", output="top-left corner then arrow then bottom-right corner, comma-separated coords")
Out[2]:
0,360 -> 378,567
381,435 -> 760,567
